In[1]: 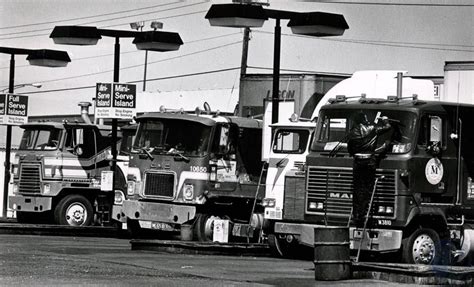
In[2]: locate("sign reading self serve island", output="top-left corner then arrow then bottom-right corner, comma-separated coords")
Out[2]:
95,82 -> 136,119
0,94 -> 28,125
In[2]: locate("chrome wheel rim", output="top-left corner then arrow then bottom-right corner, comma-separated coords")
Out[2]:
412,233 -> 436,264
65,202 -> 87,226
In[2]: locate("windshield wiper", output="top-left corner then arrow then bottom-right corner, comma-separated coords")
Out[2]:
329,134 -> 350,157
167,148 -> 190,162
132,146 -> 155,160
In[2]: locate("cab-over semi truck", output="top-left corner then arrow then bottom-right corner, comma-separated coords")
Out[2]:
122,110 -> 265,241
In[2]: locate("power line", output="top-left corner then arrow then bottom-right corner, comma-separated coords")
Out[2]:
253,30 -> 474,52
0,2 -> 207,39
0,1 -> 182,30
20,67 -> 241,95
247,65 -> 350,76
0,40 -> 242,88
0,32 -> 242,70
306,0 -> 474,7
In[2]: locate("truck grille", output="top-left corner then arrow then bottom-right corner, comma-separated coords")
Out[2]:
19,164 -> 41,194
143,171 -> 175,198
283,174 -> 306,220
306,166 -> 396,224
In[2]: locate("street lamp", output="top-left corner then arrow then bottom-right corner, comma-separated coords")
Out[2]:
0,46 -> 70,218
49,25 -> 183,193
1,83 -> 42,93
205,3 -> 348,124
130,21 -> 166,91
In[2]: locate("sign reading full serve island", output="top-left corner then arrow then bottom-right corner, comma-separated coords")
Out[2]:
96,82 -> 136,119
0,93 -> 28,125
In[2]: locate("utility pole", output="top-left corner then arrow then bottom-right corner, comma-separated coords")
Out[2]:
240,27 -> 250,76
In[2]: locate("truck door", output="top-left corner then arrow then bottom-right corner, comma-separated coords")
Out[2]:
210,123 -> 239,191
413,114 -> 458,203
65,126 -> 98,179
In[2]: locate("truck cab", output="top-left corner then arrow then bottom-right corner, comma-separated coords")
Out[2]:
10,121 -> 124,226
122,111 -> 265,241
276,96 -> 474,265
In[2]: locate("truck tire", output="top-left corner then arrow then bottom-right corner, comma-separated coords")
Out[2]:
194,213 -> 222,242
54,194 -> 93,227
402,228 -> 442,265
268,234 -> 290,257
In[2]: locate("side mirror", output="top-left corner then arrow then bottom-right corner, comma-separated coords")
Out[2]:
429,116 -> 442,143
427,116 -> 442,156
218,125 -> 230,155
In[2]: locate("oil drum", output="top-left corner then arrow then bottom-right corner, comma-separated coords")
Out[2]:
314,226 -> 351,281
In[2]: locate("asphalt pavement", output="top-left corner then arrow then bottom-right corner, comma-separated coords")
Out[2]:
0,233 -> 436,287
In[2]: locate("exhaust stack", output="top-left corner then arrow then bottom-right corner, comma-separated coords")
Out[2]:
78,102 -> 92,124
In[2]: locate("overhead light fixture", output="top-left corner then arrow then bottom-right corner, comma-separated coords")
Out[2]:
133,31 -> 183,52
130,21 -> 145,31
205,4 -> 268,28
287,12 -> 349,37
150,21 -> 163,30
50,26 -> 102,45
26,49 -> 71,67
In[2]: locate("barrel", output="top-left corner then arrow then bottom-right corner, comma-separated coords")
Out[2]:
180,224 -> 193,241
314,226 -> 351,281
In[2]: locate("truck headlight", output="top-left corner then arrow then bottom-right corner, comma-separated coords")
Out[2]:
43,184 -> 51,195
114,190 -> 125,205
262,198 -> 276,208
127,181 -> 135,196
308,201 -> 324,210
12,183 -> 19,194
183,184 -> 194,201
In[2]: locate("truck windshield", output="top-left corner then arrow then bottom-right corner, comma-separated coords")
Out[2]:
133,119 -> 212,157
311,109 -> 417,154
19,128 -> 61,150
273,129 -> 310,154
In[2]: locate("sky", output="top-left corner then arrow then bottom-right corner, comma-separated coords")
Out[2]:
0,0 -> 473,120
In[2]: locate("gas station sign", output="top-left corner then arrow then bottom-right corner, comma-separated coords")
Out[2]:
0,93 -> 28,125
95,82 -> 136,119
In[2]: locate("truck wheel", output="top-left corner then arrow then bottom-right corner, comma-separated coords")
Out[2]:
402,228 -> 442,265
54,195 -> 93,226
268,234 -> 290,257
194,213 -> 221,242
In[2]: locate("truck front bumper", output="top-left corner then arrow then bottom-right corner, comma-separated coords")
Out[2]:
111,204 -> 127,223
9,195 -> 52,212
122,200 -> 196,225
274,222 -> 403,252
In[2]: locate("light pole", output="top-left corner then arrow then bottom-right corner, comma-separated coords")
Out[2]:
0,47 -> 70,218
49,25 -> 183,192
205,3 -> 349,124
1,83 -> 42,93
130,21 -> 164,92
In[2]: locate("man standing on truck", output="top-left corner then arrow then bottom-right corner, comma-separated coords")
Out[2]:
348,112 -> 391,227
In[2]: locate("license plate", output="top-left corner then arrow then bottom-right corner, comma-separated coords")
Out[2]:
151,222 -> 175,231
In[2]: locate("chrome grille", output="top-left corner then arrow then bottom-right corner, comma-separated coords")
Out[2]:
19,164 -> 41,194
306,166 -> 396,223
143,171 -> 175,198
283,174 -> 306,220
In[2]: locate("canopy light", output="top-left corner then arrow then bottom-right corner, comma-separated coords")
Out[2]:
205,4 -> 268,28
26,49 -> 71,67
287,12 -> 349,37
133,31 -> 183,52
50,26 -> 102,45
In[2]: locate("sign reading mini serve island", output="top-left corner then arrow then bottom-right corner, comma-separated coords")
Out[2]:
0,94 -> 29,125
95,82 -> 136,119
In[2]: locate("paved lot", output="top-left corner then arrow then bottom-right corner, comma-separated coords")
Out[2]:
0,234 -> 437,286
